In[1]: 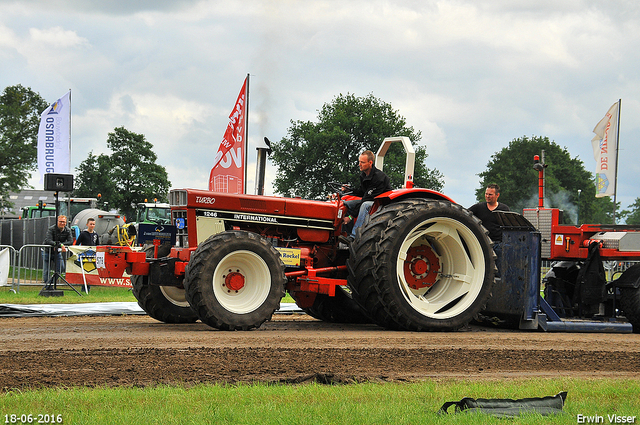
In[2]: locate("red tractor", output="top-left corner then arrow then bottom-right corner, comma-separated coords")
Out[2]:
97,137 -> 496,331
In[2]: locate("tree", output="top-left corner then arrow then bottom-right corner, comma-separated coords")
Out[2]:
270,93 -> 443,199
620,198 -> 640,225
73,151 -> 117,209
477,135 -> 617,224
75,127 -> 171,220
0,85 -> 49,211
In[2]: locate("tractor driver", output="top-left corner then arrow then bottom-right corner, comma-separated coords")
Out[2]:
339,150 -> 391,245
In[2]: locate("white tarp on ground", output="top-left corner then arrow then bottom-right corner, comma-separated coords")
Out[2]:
0,302 -> 303,317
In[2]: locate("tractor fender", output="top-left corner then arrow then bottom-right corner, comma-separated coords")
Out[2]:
374,188 -> 455,209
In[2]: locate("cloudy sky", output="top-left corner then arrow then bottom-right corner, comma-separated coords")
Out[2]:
2,0 -> 639,210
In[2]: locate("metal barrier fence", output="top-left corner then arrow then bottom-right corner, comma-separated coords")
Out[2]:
0,216 -> 59,293
0,244 -> 77,293
0,216 -> 56,250
13,244 -> 55,293
0,245 -> 18,293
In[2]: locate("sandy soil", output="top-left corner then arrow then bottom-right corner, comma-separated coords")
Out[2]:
1,314 -> 639,390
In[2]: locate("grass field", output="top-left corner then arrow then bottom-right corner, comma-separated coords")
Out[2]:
1,275 -> 637,424
0,283 -> 296,304
0,283 -> 137,304
1,378 -> 639,424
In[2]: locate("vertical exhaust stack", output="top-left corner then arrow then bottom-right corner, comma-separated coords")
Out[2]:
255,137 -> 272,196
533,152 -> 546,208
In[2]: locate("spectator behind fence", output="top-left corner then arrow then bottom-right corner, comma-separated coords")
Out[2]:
42,215 -> 72,284
75,217 -> 100,246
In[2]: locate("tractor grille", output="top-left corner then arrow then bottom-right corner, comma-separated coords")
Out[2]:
170,189 -> 188,207
173,209 -> 188,247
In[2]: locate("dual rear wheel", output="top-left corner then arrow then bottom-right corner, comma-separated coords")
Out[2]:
348,199 -> 495,331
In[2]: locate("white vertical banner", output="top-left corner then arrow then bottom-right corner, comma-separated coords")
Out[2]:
591,100 -> 620,198
0,248 -> 9,287
37,90 -> 71,181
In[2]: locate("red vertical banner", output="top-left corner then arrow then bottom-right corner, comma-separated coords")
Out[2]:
209,77 -> 247,193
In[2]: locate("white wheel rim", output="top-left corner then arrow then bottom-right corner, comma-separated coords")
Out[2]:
160,286 -> 190,308
212,250 -> 271,314
395,217 -> 486,319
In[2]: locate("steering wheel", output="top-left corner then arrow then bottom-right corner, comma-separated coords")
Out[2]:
328,182 -> 353,195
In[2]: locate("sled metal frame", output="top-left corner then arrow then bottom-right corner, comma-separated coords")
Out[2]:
487,212 -> 634,333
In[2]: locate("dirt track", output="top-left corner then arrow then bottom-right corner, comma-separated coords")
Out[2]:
1,314 -> 639,390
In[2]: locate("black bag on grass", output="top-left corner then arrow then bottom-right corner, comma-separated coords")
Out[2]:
437,391 -> 567,418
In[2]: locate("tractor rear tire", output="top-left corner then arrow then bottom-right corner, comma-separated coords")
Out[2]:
348,199 -> 495,331
184,231 -> 286,331
131,244 -> 198,324
620,286 -> 640,333
302,287 -> 371,324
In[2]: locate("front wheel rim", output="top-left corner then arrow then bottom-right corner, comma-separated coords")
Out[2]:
395,217 -> 486,319
212,250 -> 271,314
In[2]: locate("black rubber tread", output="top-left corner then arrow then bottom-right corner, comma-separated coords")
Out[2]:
347,199 -> 495,331
346,201 -> 410,330
183,230 -> 286,331
301,287 -> 371,324
620,286 -> 640,333
131,244 -> 198,324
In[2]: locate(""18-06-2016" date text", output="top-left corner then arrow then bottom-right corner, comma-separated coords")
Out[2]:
4,414 -> 62,424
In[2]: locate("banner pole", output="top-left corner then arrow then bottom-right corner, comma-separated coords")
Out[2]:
244,74 -> 250,194
613,99 -> 621,224
68,89 -> 72,174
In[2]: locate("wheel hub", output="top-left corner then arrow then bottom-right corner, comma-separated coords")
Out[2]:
223,270 -> 245,292
404,245 -> 440,289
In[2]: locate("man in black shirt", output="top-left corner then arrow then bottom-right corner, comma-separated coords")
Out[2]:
42,215 -> 73,283
469,184 -> 509,276
340,150 -> 392,244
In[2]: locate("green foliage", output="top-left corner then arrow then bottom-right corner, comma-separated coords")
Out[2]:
0,85 -> 49,210
620,198 -> 640,225
477,135 -> 617,224
74,127 -> 170,220
73,151 -> 116,208
270,93 -> 443,199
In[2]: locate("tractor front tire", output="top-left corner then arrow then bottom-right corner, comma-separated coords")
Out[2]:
131,244 -> 198,324
184,231 -> 286,330
348,199 -> 495,331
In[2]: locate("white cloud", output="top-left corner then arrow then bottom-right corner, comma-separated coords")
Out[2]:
5,0 -> 640,210
29,26 -> 89,48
